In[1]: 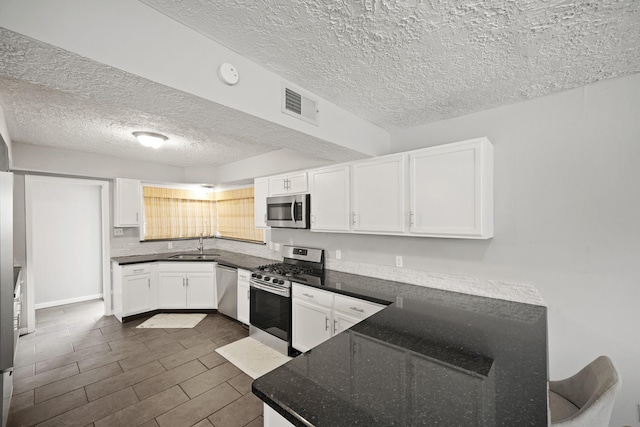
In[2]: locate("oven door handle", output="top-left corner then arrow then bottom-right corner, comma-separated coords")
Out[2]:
250,280 -> 290,297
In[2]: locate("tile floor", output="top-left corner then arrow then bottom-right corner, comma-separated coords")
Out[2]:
7,300 -> 264,427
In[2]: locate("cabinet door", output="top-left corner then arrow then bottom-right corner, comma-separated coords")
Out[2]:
158,273 -> 186,308
309,165 -> 351,232
410,138 -> 493,239
186,273 -> 216,309
352,155 -> 406,233
292,298 -> 333,353
287,172 -> 308,194
123,273 -> 152,315
114,178 -> 141,227
254,178 -> 269,228
237,269 -> 251,325
269,175 -> 289,196
333,310 -> 359,334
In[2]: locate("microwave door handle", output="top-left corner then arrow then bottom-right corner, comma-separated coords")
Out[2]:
291,201 -> 296,223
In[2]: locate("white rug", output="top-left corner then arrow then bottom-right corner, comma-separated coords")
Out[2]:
136,313 -> 207,329
215,337 -> 291,379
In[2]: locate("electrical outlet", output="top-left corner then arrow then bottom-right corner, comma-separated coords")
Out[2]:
113,228 -> 124,236
274,243 -> 281,251
395,256 -> 403,268
336,250 -> 341,259
268,241 -> 274,250
167,242 -> 172,249
396,296 -> 404,308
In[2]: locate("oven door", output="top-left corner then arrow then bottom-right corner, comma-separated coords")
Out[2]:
250,282 -> 291,343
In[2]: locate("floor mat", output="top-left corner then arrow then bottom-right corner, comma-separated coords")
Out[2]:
136,313 -> 207,329
215,337 -> 291,379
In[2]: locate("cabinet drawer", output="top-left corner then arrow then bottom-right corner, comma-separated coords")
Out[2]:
158,262 -> 215,273
122,264 -> 151,276
293,283 -> 333,307
333,294 -> 385,319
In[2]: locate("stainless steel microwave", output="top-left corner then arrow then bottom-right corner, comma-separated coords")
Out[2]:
266,194 -> 310,229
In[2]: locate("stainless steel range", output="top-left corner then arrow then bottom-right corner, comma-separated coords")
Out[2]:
249,245 -> 324,356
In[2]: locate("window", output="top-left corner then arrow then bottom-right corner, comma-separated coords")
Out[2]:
142,185 -> 264,243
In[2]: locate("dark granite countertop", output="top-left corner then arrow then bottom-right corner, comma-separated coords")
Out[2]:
253,273 -> 548,426
111,249 -> 548,425
111,249 -> 274,271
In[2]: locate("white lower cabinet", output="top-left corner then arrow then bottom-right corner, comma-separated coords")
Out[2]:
113,262 -> 158,321
237,268 -> 251,325
263,404 -> 295,427
292,297 -> 333,352
292,283 -> 385,353
157,262 -> 216,309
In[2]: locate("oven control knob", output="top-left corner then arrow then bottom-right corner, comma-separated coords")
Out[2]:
256,274 -> 262,279
278,280 -> 285,284
251,273 -> 257,278
263,276 -> 270,282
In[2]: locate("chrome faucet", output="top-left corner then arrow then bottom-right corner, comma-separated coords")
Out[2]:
197,233 -> 204,254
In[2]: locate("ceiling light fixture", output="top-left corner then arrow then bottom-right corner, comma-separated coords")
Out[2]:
132,131 -> 167,149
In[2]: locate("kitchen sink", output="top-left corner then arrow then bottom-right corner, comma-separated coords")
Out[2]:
167,254 -> 219,260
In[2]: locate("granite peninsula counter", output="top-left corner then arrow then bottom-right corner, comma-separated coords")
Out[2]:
253,270 -> 548,426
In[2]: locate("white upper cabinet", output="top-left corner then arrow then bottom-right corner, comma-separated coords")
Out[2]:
309,164 -> 351,232
113,178 -> 141,227
351,154 -> 407,233
409,137 -> 493,239
269,172 -> 308,196
257,137 -> 493,239
254,177 -> 269,228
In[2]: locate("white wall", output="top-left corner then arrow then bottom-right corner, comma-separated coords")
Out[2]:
270,74 -> 640,426
11,142 -> 186,182
185,148 -> 333,184
0,105 -> 12,167
0,0 -> 389,157
29,178 -> 104,306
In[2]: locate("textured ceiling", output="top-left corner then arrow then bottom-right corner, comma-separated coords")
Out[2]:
1,1 -> 639,171
142,0 -> 640,128
0,28 -> 366,168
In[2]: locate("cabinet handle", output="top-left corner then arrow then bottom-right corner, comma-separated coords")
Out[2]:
264,213 -> 267,223
333,319 -> 338,334
136,212 -> 139,222
303,293 -> 314,299
133,269 -> 144,273
186,277 -> 189,286
325,316 -> 329,331
350,306 -> 365,313
410,211 -> 415,226
147,278 -> 150,287
247,289 -> 250,300
183,278 -> 186,287
352,212 -> 356,225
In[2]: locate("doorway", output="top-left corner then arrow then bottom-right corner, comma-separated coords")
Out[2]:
25,176 -> 110,333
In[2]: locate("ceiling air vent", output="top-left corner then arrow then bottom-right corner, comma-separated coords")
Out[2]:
281,84 -> 319,126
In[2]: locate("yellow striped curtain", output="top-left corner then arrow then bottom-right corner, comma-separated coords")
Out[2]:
142,186 -> 263,243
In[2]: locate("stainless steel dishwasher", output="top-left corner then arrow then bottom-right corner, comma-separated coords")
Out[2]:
216,264 -> 238,320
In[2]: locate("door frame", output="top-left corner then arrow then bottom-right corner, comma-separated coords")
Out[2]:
25,175 -> 111,333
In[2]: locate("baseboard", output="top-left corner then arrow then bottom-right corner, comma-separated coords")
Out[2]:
34,294 -> 103,310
